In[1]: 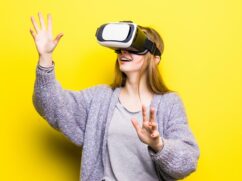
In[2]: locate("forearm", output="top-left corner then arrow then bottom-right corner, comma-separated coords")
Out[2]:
32,65 -> 92,146
32,66 -> 60,129
148,138 -> 199,179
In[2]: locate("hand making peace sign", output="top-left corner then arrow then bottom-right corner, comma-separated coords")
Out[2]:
131,105 -> 164,153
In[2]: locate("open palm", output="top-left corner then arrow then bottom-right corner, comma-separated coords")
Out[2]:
30,12 -> 63,56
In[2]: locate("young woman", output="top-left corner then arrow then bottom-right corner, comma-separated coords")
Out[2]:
30,12 -> 200,181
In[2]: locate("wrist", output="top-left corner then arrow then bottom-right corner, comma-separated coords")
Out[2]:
38,54 -> 53,67
150,137 -> 164,153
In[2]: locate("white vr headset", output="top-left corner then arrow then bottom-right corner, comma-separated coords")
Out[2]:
95,21 -> 161,56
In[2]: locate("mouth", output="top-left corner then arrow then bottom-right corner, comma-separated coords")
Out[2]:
119,57 -> 132,62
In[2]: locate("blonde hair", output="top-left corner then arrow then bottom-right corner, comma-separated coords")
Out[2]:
109,25 -> 173,95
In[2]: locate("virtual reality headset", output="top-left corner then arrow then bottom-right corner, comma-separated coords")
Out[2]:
95,21 -> 161,56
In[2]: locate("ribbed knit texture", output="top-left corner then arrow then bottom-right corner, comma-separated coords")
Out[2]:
32,63 -> 200,181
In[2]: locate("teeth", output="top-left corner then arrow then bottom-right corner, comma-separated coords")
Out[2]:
121,57 -> 131,61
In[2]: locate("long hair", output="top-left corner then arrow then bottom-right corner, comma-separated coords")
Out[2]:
109,25 -> 174,95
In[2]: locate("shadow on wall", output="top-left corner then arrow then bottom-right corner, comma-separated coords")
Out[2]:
33,123 -> 82,178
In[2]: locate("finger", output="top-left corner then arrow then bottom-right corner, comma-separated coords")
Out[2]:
141,105 -> 153,133
30,16 -> 40,32
29,28 -> 36,40
131,117 -> 142,134
47,13 -> 52,33
150,106 -> 156,123
143,120 -> 153,133
54,33 -> 64,45
150,130 -> 160,139
148,121 -> 157,131
38,12 -> 46,30
142,104 -> 148,123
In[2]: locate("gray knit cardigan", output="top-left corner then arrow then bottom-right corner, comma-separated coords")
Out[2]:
32,65 -> 200,181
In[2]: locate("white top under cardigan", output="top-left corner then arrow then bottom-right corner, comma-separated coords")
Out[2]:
102,97 -> 159,181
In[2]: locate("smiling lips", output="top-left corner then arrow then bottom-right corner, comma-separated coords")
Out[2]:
120,57 -> 132,62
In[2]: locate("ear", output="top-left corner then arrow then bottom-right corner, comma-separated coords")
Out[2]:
154,56 -> 161,65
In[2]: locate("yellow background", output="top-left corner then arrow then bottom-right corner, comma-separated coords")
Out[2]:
0,0 -> 242,180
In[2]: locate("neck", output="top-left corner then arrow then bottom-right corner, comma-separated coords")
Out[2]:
121,71 -> 153,105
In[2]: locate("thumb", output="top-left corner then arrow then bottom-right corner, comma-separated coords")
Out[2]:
53,33 -> 64,45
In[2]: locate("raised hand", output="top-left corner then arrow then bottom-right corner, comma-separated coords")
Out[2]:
30,12 -> 64,66
131,105 -> 164,153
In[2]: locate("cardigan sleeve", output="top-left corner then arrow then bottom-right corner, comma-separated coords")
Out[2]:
32,63 -> 96,147
148,92 -> 200,180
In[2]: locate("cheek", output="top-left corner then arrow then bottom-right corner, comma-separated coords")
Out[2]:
134,57 -> 147,69
132,55 -> 145,65
133,61 -> 144,68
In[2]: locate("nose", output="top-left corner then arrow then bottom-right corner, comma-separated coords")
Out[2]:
120,49 -> 130,55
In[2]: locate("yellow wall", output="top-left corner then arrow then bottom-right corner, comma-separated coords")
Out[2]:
1,0 -> 242,180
